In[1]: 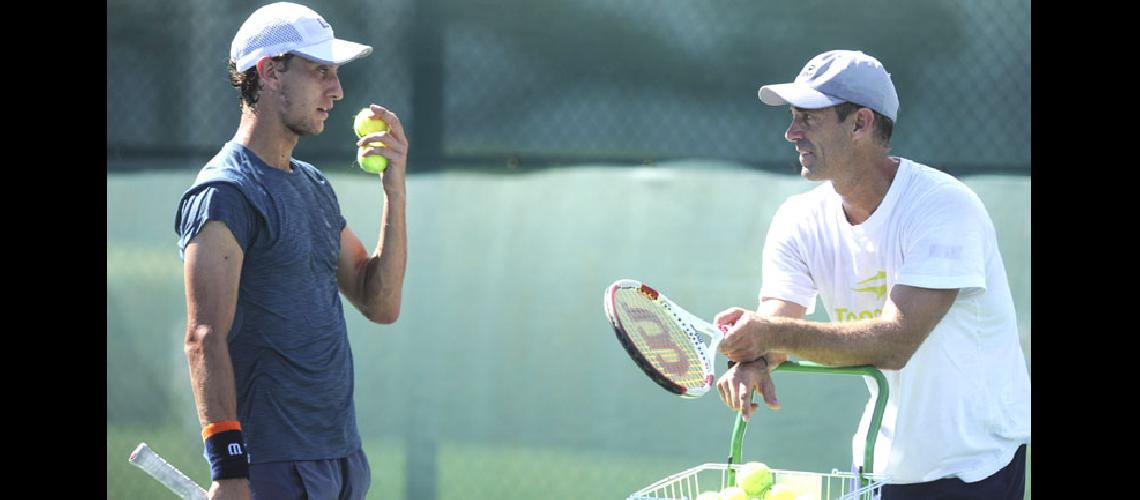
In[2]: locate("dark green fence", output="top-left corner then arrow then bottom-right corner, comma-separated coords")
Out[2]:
107,0 -> 1030,174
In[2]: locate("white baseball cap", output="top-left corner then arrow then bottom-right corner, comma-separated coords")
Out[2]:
230,2 -> 373,73
758,50 -> 899,123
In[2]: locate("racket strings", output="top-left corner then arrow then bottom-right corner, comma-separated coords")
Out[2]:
611,288 -> 707,389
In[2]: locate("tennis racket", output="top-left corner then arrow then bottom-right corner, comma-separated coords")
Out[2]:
129,442 -> 208,500
604,279 -> 730,398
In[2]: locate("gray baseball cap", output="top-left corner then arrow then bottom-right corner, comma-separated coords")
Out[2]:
759,50 -> 899,123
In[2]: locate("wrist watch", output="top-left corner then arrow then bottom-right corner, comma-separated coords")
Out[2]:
726,355 -> 768,370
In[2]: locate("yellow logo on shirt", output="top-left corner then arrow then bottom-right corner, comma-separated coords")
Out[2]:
834,307 -> 882,322
851,270 -> 888,301
834,271 -> 888,322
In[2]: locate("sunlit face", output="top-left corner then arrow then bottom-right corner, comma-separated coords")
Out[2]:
272,56 -> 343,137
784,106 -> 854,181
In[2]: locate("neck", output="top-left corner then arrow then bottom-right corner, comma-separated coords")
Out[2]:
833,154 -> 899,225
232,105 -> 299,171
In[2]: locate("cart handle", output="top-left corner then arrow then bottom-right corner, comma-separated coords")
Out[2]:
725,360 -> 888,487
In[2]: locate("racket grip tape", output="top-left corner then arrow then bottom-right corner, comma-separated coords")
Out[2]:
129,443 -> 209,500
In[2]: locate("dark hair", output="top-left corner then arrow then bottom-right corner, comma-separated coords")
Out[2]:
228,54 -> 295,108
834,102 -> 893,147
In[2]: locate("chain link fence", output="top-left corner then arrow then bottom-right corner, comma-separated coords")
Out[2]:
107,0 -> 1030,173
108,2 -> 1030,497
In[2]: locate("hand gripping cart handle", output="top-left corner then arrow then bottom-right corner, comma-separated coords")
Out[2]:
725,361 -> 888,491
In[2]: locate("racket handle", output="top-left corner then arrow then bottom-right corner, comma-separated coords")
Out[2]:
129,443 -> 209,500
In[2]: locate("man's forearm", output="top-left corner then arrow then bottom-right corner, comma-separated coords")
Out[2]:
185,325 -> 239,426
763,316 -> 915,369
363,192 -> 407,323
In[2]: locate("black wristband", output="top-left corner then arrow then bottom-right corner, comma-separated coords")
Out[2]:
204,429 -> 249,481
726,356 -> 768,370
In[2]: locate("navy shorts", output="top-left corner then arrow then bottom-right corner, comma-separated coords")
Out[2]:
248,448 -> 371,500
881,444 -> 1027,500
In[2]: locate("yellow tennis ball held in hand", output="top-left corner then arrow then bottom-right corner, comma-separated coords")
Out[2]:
737,462 -> 774,497
357,146 -> 388,174
353,107 -> 389,173
354,107 -> 389,138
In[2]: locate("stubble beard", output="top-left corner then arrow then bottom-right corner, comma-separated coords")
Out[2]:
286,119 -> 321,137
279,88 -> 323,137
799,153 -> 822,181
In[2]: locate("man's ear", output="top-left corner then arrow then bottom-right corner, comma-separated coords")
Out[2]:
853,107 -> 875,134
255,57 -> 277,86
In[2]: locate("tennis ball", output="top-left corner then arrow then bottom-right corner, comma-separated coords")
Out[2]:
719,486 -> 748,500
763,483 -> 797,500
353,107 -> 389,174
353,107 -> 389,138
357,146 -> 388,174
737,462 -> 774,497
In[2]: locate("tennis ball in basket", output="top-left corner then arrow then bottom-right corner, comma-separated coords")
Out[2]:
737,462 -> 774,497
353,107 -> 389,138
764,483 -> 797,500
718,486 -> 748,500
357,146 -> 388,173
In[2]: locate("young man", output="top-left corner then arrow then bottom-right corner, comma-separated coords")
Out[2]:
714,50 -> 1030,499
174,3 -> 408,499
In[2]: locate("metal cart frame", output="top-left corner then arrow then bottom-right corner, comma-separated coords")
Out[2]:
627,361 -> 889,500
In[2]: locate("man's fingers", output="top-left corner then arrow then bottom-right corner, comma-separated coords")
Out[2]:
718,332 -> 744,358
736,382 -> 751,414
759,374 -> 781,410
713,307 -> 745,328
369,104 -> 408,143
742,402 -> 759,422
739,387 -> 757,422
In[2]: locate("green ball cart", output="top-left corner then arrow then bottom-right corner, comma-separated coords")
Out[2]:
627,361 -> 889,500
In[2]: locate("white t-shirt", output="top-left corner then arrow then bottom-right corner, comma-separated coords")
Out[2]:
759,158 -> 1031,484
